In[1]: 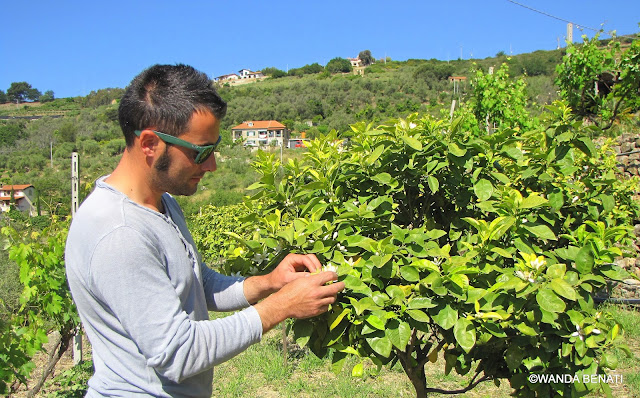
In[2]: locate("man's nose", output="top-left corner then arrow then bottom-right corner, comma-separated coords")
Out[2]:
201,152 -> 217,172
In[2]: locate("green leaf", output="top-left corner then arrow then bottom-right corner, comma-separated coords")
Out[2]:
521,194 -> 548,209
505,345 -> 525,371
406,309 -> 430,323
292,319 -> 314,347
548,192 -> 564,210
453,318 -> 476,353
474,179 -> 493,201
407,297 -> 437,309
331,351 -> 348,374
574,137 -> 596,157
400,266 -> 420,282
550,278 -> 577,301
366,145 -> 385,166
599,264 -> 633,281
427,175 -> 439,193
366,335 -> 392,358
343,275 -> 372,296
365,314 -> 386,330
371,173 -> 397,187
536,288 -> 566,313
575,246 -> 594,274
402,135 -> 423,151
386,320 -> 411,350
523,224 -> 557,240
516,322 -> 538,336
351,362 -> 364,377
330,307 -> 351,330
433,305 -> 457,330
448,142 -> 467,157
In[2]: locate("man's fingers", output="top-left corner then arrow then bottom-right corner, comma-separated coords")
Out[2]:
288,253 -> 322,273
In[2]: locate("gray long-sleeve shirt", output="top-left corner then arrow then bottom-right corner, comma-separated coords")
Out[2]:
65,177 -> 263,397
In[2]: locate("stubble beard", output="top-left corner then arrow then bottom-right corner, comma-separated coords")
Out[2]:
152,147 -> 199,196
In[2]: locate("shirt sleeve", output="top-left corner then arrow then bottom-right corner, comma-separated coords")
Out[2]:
200,264 -> 252,311
89,227 -> 263,383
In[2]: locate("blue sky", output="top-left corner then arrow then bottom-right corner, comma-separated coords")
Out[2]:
1,1 -> 638,99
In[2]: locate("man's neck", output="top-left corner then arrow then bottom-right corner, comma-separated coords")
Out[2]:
105,153 -> 165,213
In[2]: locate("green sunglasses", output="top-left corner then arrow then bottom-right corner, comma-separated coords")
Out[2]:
134,130 -> 221,164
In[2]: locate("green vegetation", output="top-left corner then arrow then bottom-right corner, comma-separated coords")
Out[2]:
0,31 -> 639,396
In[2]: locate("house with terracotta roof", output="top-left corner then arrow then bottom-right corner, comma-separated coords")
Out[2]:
214,73 -> 239,82
231,120 -> 289,148
0,184 -> 36,216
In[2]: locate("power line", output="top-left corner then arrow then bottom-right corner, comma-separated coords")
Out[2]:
506,0 -> 601,33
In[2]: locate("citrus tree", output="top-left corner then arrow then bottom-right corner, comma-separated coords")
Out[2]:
220,104 -> 639,397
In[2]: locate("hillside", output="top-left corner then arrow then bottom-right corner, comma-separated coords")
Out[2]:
0,45 -> 614,217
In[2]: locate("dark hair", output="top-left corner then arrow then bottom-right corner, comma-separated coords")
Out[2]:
118,64 -> 227,147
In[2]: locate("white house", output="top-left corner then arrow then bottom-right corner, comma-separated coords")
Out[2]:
231,120 -> 289,148
0,184 -> 36,216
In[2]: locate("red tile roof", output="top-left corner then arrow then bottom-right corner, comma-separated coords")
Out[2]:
231,120 -> 286,130
1,184 -> 33,190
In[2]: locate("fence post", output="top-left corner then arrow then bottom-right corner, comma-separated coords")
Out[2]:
71,152 -> 82,365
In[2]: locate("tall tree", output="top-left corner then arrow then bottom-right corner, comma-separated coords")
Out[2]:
40,90 -> 55,103
7,82 -> 41,103
326,57 -> 353,74
0,90 -> 7,104
358,50 -> 375,66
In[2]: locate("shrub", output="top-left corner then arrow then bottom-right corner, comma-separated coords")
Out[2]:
221,107 -> 639,397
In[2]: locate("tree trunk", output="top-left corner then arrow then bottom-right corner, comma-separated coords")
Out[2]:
26,330 -> 72,398
397,350 -> 428,398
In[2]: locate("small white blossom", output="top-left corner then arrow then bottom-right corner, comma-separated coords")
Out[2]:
345,257 -> 355,266
530,257 -> 546,270
522,218 -> 528,224
249,266 -> 259,275
572,196 -> 579,203
252,253 -> 267,264
337,244 -> 347,252
332,231 -> 339,239
409,122 -> 417,129
323,264 -> 337,273
571,325 -> 584,341
592,328 -> 601,335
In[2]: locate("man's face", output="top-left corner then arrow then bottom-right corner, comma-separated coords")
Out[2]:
150,110 -> 220,196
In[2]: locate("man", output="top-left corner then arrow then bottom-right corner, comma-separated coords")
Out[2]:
65,64 -> 344,397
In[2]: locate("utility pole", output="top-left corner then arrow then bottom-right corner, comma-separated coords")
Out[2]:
567,22 -> 573,45
71,152 -> 82,365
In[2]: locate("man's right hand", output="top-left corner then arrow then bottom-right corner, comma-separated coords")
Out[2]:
253,271 -> 345,333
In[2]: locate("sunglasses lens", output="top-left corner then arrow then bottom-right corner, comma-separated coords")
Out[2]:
196,146 -> 215,164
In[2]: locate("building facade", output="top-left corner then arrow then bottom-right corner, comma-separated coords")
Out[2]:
231,120 -> 289,148
0,184 -> 36,215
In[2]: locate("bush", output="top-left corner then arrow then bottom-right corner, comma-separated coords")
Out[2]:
189,204 -> 251,266
222,107 -> 639,397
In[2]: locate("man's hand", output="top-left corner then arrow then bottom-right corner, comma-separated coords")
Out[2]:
243,253 -> 323,303
254,271 -> 345,332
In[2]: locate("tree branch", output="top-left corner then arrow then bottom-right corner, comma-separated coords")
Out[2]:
425,372 -> 493,395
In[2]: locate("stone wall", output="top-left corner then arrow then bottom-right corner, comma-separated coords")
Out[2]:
613,133 -> 640,177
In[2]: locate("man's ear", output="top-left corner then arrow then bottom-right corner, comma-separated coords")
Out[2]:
137,129 -> 162,158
